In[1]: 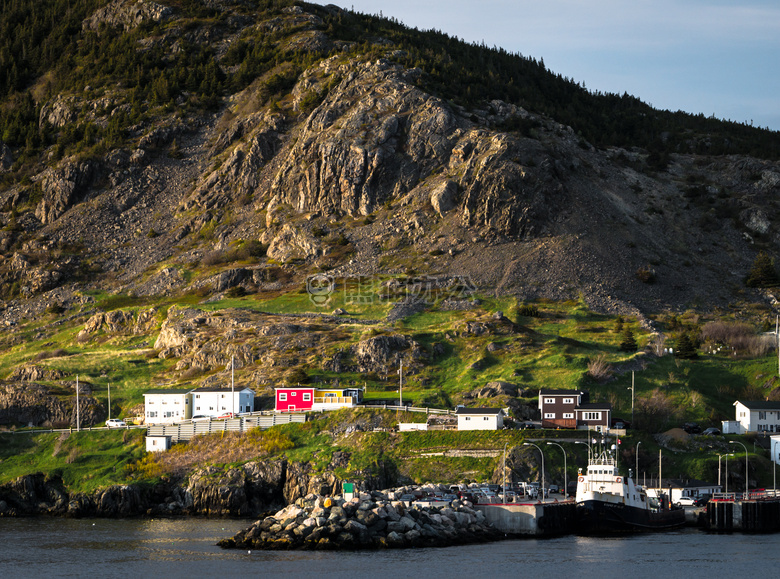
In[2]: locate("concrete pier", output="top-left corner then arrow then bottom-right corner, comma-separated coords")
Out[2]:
474,501 -> 577,536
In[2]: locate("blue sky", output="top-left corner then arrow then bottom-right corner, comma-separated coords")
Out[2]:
340,0 -> 780,131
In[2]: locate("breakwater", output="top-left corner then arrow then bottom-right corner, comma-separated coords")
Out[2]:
218,491 -> 502,550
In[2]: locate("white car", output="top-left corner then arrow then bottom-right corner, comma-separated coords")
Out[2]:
105,419 -> 127,428
676,496 -> 698,507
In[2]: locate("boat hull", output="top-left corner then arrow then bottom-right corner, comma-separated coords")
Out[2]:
577,499 -> 686,534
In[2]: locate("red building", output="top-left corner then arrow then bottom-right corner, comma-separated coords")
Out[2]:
274,386 -> 363,412
275,387 -> 315,412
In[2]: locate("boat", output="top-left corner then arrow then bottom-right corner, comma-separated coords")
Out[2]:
575,449 -> 686,533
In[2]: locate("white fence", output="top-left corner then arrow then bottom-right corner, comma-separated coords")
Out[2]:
147,413 -> 306,442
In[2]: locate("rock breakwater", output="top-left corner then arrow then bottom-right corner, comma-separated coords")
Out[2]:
218,490 -> 503,550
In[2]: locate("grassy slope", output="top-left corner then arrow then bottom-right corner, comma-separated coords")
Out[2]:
1,284 -> 778,491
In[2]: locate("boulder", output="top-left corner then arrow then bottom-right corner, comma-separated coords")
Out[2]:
430,180 -> 458,217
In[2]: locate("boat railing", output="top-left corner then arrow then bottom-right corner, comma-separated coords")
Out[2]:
588,455 -> 617,467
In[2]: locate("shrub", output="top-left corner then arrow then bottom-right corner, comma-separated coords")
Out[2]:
517,304 -> 540,317
587,354 -> 613,382
636,266 -> 656,284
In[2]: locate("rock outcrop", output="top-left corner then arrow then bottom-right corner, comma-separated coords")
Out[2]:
82,0 -> 172,31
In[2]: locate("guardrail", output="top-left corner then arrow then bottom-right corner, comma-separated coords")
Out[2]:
712,489 -> 780,501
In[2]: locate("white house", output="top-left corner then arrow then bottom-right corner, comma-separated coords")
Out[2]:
143,389 -> 193,425
455,407 -> 505,431
191,386 -> 255,418
733,400 -> 780,434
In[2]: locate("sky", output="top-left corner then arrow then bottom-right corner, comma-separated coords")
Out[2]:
339,0 -> 780,132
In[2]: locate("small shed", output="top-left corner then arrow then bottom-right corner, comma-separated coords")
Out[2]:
145,435 -> 172,452
455,407 -> 505,431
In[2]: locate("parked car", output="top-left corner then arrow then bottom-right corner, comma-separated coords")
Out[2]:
682,422 -> 701,434
105,419 -> 126,428
676,496 -> 698,507
702,427 -> 721,435
191,415 -> 210,422
548,484 -> 560,494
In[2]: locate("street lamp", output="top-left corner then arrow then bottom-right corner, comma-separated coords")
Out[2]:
729,441 -> 749,500
724,453 -> 733,495
575,440 -> 592,461
547,441 -> 567,499
503,443 -> 508,505
636,441 -> 642,485
524,442 -> 545,502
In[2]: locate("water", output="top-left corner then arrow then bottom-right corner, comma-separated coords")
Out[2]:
0,518 -> 778,579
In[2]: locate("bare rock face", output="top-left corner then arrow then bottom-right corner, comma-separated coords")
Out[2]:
34,159 -> 96,224
38,95 -> 79,129
266,223 -> 322,263
354,334 -> 411,373
82,0 -> 173,31
0,382 -> 103,427
269,58 -> 458,217
0,141 -> 13,171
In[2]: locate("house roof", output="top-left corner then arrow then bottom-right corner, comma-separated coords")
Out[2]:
539,389 -> 587,396
191,386 -> 255,394
143,389 -> 192,395
576,403 -> 612,411
734,400 -> 780,410
455,407 -> 505,416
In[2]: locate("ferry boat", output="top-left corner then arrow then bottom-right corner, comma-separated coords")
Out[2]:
575,450 -> 686,533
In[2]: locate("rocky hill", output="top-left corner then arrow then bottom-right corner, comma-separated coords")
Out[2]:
0,0 -> 780,429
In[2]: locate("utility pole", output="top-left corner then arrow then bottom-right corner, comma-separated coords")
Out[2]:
231,356 -> 235,417
76,375 -> 80,432
107,382 -> 111,421
399,359 -> 403,408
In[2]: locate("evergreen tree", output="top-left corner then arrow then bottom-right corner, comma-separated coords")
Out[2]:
746,251 -> 780,288
675,333 -> 698,359
614,315 -> 624,334
619,327 -> 637,352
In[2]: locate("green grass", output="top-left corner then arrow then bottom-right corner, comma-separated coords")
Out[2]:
0,430 -> 146,492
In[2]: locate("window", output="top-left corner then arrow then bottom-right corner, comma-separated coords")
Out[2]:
292,392 -> 298,397
563,398 -> 574,405
279,393 -> 288,401
162,400 -> 167,404
221,394 -> 225,398
164,411 -> 173,418
484,416 -> 489,421
583,412 -> 602,421
195,394 -> 200,399
195,406 -> 200,411
563,413 -> 574,419
544,413 -> 555,419
760,411 -> 767,420
544,398 -> 555,404
465,417 -> 471,421
303,393 -> 311,401
148,411 -> 157,418
174,400 -> 179,404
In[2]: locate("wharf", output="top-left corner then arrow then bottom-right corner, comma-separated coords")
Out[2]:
705,491 -> 780,533
474,500 -> 577,536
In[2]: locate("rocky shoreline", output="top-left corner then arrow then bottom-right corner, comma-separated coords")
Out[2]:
218,490 -> 503,550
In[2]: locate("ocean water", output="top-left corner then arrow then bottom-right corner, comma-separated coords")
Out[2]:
0,517 -> 777,579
